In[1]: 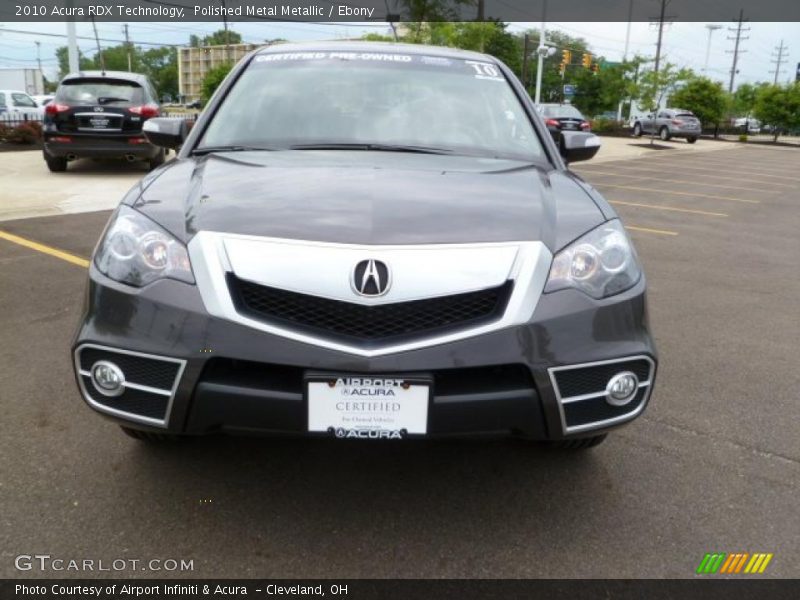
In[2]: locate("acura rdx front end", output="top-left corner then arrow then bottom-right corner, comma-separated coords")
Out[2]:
72,42 -> 657,448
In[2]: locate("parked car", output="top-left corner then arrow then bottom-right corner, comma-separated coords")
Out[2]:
72,42 -> 656,450
42,71 -> 165,172
0,89 -> 43,121
537,103 -> 591,143
632,108 -> 701,143
732,117 -> 761,134
185,100 -> 202,110
32,94 -> 54,108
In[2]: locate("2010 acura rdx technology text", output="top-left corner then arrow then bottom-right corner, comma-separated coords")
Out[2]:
72,43 -> 657,449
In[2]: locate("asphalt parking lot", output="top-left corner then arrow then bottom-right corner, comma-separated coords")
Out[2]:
0,143 -> 798,578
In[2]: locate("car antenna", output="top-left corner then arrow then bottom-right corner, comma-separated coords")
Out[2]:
90,16 -> 106,76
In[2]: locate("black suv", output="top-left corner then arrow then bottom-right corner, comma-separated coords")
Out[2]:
43,71 -> 165,172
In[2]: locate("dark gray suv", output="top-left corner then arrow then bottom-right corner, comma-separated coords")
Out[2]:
72,43 -> 657,449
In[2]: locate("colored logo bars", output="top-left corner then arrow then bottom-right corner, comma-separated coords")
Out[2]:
696,552 -> 773,574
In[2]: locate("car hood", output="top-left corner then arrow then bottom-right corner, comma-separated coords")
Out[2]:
129,151 -> 605,251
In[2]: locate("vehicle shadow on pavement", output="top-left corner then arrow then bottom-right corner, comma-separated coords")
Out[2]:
114,435 -> 617,576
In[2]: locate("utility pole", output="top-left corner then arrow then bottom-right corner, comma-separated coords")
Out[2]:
477,0 -> 485,21
649,0 -> 672,144
123,24 -> 132,72
653,0 -> 668,79
703,24 -> 722,73
770,39 -> 788,84
533,0 -> 548,105
726,9 -> 749,93
220,0 -> 231,62
90,16 -> 105,74
35,41 -> 42,72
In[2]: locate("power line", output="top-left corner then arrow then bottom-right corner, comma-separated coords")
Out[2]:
726,9 -> 749,92
0,27 -> 184,47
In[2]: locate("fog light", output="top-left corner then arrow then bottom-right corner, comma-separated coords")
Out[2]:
91,361 -> 125,397
605,371 -> 638,406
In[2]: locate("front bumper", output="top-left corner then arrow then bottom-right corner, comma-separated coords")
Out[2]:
72,266 -> 657,440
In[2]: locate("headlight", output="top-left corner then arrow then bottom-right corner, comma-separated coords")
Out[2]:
544,219 -> 641,299
95,206 -> 194,287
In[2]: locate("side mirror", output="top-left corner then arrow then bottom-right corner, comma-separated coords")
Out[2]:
560,131 -> 601,163
143,118 -> 188,150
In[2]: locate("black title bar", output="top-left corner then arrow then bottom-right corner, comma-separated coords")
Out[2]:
2,0 -> 800,22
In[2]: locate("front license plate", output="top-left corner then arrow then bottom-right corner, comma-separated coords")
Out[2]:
307,374 -> 430,438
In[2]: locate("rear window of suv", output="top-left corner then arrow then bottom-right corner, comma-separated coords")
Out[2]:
56,79 -> 144,106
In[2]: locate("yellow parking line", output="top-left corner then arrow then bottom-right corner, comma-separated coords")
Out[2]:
0,230 -> 90,268
625,225 -> 679,236
628,159 -> 800,182
610,200 -> 727,217
595,183 -> 760,204
576,168 -> 777,194
659,155 -> 798,175
584,163 -> 795,189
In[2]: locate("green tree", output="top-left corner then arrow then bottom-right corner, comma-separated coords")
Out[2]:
571,61 -> 639,117
753,83 -> 800,141
192,29 -> 243,47
669,76 -> 729,130
56,46 -> 93,78
55,44 -> 179,100
201,63 -> 233,103
731,82 -> 761,117
140,46 -> 178,100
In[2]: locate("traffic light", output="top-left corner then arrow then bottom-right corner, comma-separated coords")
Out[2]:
559,49 -> 571,76
581,53 -> 592,69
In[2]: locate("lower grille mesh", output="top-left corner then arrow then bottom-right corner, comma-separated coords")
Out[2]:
228,275 -> 512,342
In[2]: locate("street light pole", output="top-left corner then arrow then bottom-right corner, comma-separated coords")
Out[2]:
533,0 -> 548,105
703,24 -> 722,73
617,0 -> 635,122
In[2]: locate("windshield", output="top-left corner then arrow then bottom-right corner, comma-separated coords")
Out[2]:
199,51 -> 545,161
542,105 -> 584,119
56,79 -> 144,106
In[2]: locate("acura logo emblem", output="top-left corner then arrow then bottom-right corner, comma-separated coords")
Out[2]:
352,259 -> 391,297
93,106 -> 104,112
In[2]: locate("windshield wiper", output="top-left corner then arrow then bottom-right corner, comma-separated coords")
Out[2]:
289,142 -> 454,155
191,145 -> 277,156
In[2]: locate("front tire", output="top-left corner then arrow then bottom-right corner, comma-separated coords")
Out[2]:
659,126 -> 671,141
120,425 -> 183,442
687,136 -> 698,144
44,151 -> 67,172
633,123 -> 642,137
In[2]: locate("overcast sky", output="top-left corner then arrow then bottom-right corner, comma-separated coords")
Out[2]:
1,20 -> 798,88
